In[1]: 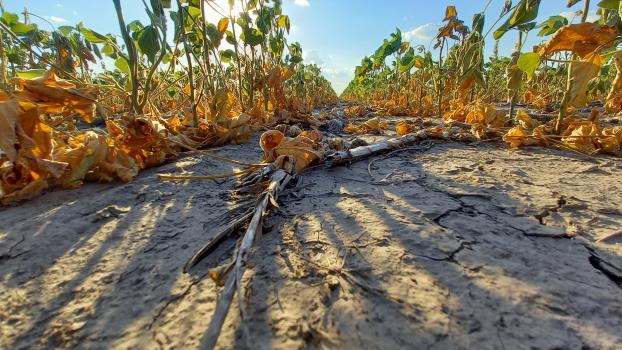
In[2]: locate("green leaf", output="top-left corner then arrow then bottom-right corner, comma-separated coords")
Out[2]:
246,0 -> 259,10
597,0 -> 619,9
16,69 -> 46,79
219,49 -> 234,63
567,0 -> 582,7
205,23 -> 222,48
516,21 -> 537,32
225,31 -> 236,45
11,22 -> 36,35
92,43 -> 103,60
102,43 -> 117,57
115,57 -> 131,75
494,0 -> 542,39
398,49 -> 418,73
136,25 -> 161,63
57,26 -> 74,35
187,6 -> 201,19
167,88 -> 178,98
1,12 -> 18,26
536,15 -> 568,36
79,26 -> 108,43
240,28 -> 264,46
128,20 -> 144,32
472,13 -> 485,34
269,35 -> 284,55
517,52 -> 541,79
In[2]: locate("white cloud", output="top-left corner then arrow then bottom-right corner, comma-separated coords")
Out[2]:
586,12 -> 599,22
559,11 -> 578,21
301,50 -> 353,93
403,23 -> 438,42
46,16 -> 68,23
560,10 -> 598,23
322,66 -> 354,94
294,0 -> 310,7
303,50 -> 325,66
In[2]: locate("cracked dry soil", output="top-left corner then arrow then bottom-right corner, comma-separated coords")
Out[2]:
1,133 -> 621,350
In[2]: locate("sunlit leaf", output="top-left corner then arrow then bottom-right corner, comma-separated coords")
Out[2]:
78,26 -> 108,43
537,22 -> 618,57
517,52 -> 541,79
494,0 -> 542,39
115,57 -> 131,75
16,69 -> 46,79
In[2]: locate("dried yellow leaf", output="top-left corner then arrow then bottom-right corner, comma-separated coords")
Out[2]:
537,23 -> 617,58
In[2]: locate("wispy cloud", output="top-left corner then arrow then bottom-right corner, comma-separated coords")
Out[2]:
46,16 -> 68,23
303,50 -> 324,66
559,10 -> 598,23
403,23 -> 438,42
56,3 -> 63,8
294,0 -> 310,7
302,50 -> 352,93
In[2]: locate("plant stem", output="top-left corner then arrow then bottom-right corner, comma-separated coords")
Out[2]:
200,0 -> 215,98
556,0 -> 590,133
138,14 -> 167,111
113,0 -> 141,114
176,0 -> 198,127
230,11 -> 246,111
0,0 -> 8,91
437,37 -> 445,118
581,0 -> 590,23
509,30 -> 523,122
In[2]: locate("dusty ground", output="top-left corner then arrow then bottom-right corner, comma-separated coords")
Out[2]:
1,114 -> 622,349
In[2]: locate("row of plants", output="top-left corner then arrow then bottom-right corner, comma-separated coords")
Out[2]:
342,0 -> 622,154
0,0 -> 336,204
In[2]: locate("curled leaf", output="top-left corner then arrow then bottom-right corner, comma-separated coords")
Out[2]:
395,121 -> 414,136
537,23 -> 617,58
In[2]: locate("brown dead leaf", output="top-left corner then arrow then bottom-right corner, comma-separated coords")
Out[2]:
503,126 -> 539,148
12,70 -> 98,123
606,50 -> 622,112
299,129 -> 323,143
516,109 -> 538,129
569,52 -> 602,107
596,126 -> 622,153
562,122 -> 598,154
395,121 -> 414,136
344,117 -> 387,134
260,130 -> 322,173
537,23 -> 617,58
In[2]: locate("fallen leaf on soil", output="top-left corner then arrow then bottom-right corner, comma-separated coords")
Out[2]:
503,126 -> 539,148
562,122 -> 598,154
396,121 -> 414,136
260,130 -> 322,173
344,117 -> 388,134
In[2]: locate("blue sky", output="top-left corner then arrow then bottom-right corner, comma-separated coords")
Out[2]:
7,1 -> 594,93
